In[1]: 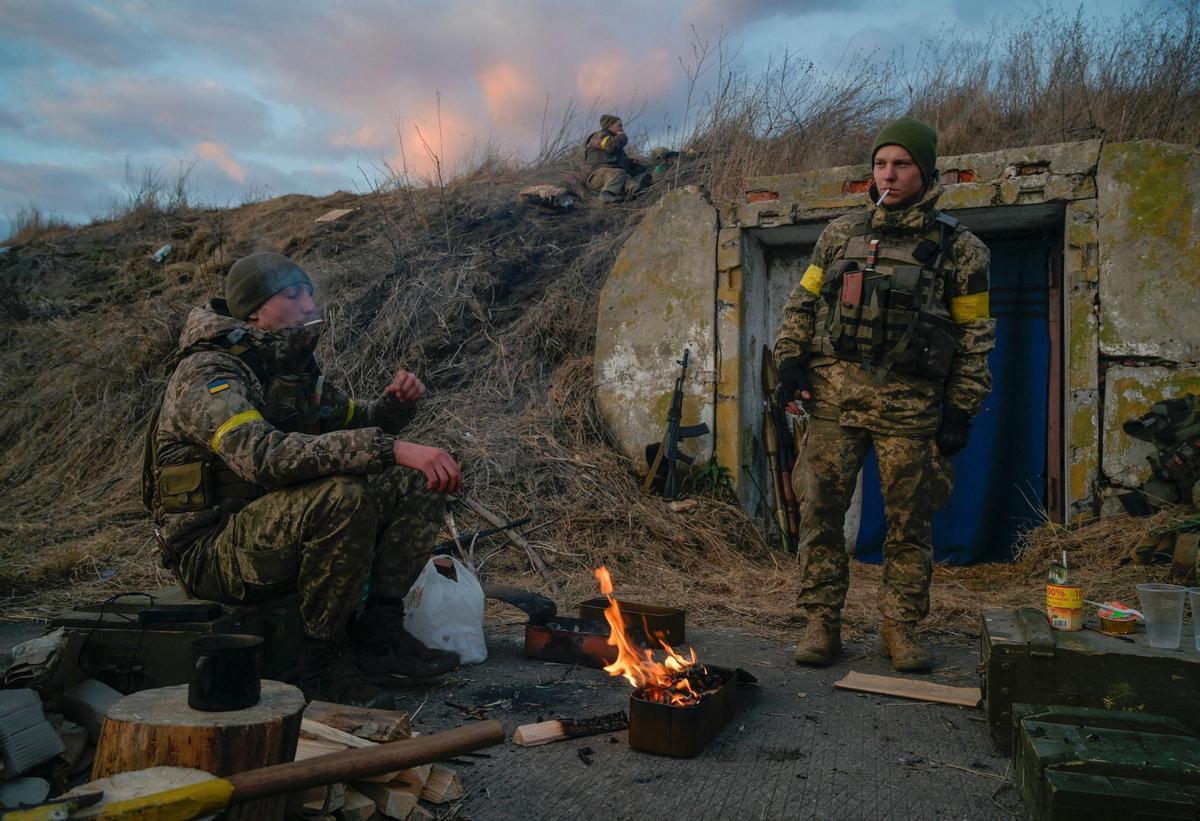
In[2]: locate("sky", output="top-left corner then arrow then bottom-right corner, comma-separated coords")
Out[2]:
0,0 -> 1135,241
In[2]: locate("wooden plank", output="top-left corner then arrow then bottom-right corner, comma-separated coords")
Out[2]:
301,718 -> 375,749
833,671 -> 981,708
315,208 -> 355,223
305,702 -> 410,742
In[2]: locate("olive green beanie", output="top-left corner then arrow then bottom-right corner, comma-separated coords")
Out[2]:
600,114 -> 621,130
225,252 -> 313,319
871,116 -> 938,186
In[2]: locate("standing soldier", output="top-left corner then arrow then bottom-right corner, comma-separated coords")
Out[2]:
144,252 -> 462,706
583,114 -> 651,203
773,117 -> 995,672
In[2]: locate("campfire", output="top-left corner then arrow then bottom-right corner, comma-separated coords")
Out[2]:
594,567 -> 724,707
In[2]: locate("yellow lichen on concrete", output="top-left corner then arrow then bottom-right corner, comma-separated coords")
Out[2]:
1067,390 -> 1099,521
1102,365 -> 1200,487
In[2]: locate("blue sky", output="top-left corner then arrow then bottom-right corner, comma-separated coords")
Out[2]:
0,0 -> 1134,240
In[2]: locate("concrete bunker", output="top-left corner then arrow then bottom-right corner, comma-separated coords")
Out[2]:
595,140 -> 1200,561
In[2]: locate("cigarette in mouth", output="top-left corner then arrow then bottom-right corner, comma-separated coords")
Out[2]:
303,319 -> 324,327
876,188 -> 891,206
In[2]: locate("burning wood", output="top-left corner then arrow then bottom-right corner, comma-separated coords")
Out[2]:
594,567 -> 718,707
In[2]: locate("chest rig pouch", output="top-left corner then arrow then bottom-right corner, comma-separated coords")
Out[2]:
263,372 -> 330,434
815,211 -> 961,382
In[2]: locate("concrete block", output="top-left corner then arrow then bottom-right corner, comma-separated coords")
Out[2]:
1097,141 -> 1200,361
1066,284 -> 1098,391
595,189 -> 719,467
1067,388 -> 1100,521
1102,365 -> 1200,487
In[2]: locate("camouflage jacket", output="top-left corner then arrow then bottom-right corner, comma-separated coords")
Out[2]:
584,129 -> 636,172
773,185 -> 995,435
150,300 -> 412,551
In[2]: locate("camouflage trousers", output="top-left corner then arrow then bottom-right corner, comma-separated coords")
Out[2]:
586,165 -> 650,199
793,418 -> 953,624
185,466 -> 445,640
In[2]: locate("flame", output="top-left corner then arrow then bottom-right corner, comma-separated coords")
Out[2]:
593,566 -> 705,707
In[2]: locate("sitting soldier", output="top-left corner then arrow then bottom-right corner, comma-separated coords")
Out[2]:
144,251 -> 461,707
583,114 -> 652,203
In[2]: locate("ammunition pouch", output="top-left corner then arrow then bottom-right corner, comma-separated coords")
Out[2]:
817,257 -> 956,381
157,460 -> 263,514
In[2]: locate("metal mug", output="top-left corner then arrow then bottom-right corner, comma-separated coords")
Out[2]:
188,634 -> 263,711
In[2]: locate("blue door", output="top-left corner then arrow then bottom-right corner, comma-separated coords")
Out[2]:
855,236 -> 1053,564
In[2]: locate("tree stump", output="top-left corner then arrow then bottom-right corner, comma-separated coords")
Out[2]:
92,681 -> 304,821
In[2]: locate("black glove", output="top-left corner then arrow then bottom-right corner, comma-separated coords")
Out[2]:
777,357 -> 812,408
936,406 -> 972,456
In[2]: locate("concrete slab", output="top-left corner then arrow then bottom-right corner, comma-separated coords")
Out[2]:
391,625 -> 1017,820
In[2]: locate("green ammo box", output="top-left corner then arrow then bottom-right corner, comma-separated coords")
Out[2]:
981,607 -> 1200,753
1014,705 -> 1200,820
51,586 -> 303,694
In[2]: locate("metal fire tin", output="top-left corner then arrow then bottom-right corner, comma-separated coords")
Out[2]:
627,666 -> 737,758
578,598 -> 686,645
523,617 -> 615,668
1046,583 -> 1084,631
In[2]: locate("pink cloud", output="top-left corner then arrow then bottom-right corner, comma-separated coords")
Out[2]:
196,141 -> 246,183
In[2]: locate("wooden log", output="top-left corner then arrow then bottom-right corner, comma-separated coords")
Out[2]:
92,681 -> 304,821
352,779 -> 422,820
304,701 -> 411,742
832,671 -> 982,708
339,787 -> 378,821
513,711 -> 629,747
419,764 -> 463,804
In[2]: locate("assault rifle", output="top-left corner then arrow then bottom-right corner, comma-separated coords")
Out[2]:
641,349 -> 710,500
761,346 -> 799,552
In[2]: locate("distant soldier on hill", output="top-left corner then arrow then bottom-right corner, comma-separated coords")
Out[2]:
143,252 -> 461,707
774,117 -> 995,672
583,114 -> 653,203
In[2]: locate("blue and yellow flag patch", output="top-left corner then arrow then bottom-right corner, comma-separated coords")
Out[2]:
207,379 -> 232,395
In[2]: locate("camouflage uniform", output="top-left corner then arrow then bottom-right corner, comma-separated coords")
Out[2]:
774,183 -> 995,624
584,128 -> 650,200
149,301 -> 443,640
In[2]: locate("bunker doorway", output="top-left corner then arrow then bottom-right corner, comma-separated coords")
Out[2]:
745,218 -> 1064,564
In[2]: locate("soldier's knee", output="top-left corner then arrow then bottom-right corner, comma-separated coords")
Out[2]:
312,475 -> 379,524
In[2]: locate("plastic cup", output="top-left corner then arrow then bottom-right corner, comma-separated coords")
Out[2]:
1136,583 -> 1186,649
1189,588 -> 1200,652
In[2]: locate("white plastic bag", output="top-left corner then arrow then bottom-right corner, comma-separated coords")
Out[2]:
403,557 -> 487,664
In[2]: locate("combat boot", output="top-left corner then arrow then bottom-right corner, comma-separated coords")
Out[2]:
793,616 -> 841,667
350,605 -> 461,679
297,638 -> 395,708
880,619 -> 933,672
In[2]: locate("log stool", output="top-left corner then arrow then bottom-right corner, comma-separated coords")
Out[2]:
92,681 -> 304,821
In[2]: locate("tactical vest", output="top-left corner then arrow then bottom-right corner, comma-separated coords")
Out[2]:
1119,394 -> 1200,514
812,211 -> 962,382
141,327 -> 333,518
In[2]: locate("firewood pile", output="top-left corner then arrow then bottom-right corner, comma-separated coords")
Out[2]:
297,701 -> 466,821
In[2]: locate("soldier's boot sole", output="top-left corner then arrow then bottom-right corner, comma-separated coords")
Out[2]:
880,619 -> 933,673
793,621 -> 842,667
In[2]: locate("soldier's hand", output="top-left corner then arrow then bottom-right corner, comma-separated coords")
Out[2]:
393,441 -> 462,493
936,407 -> 972,457
384,369 -> 425,407
778,357 -> 813,414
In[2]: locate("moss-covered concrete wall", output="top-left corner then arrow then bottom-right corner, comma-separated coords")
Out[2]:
594,140 -> 1199,524
594,188 -> 718,469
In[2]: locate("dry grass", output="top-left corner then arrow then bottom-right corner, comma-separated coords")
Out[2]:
2,1 -> 1198,645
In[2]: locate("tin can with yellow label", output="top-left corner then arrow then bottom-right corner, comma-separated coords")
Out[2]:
1046,583 -> 1083,631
